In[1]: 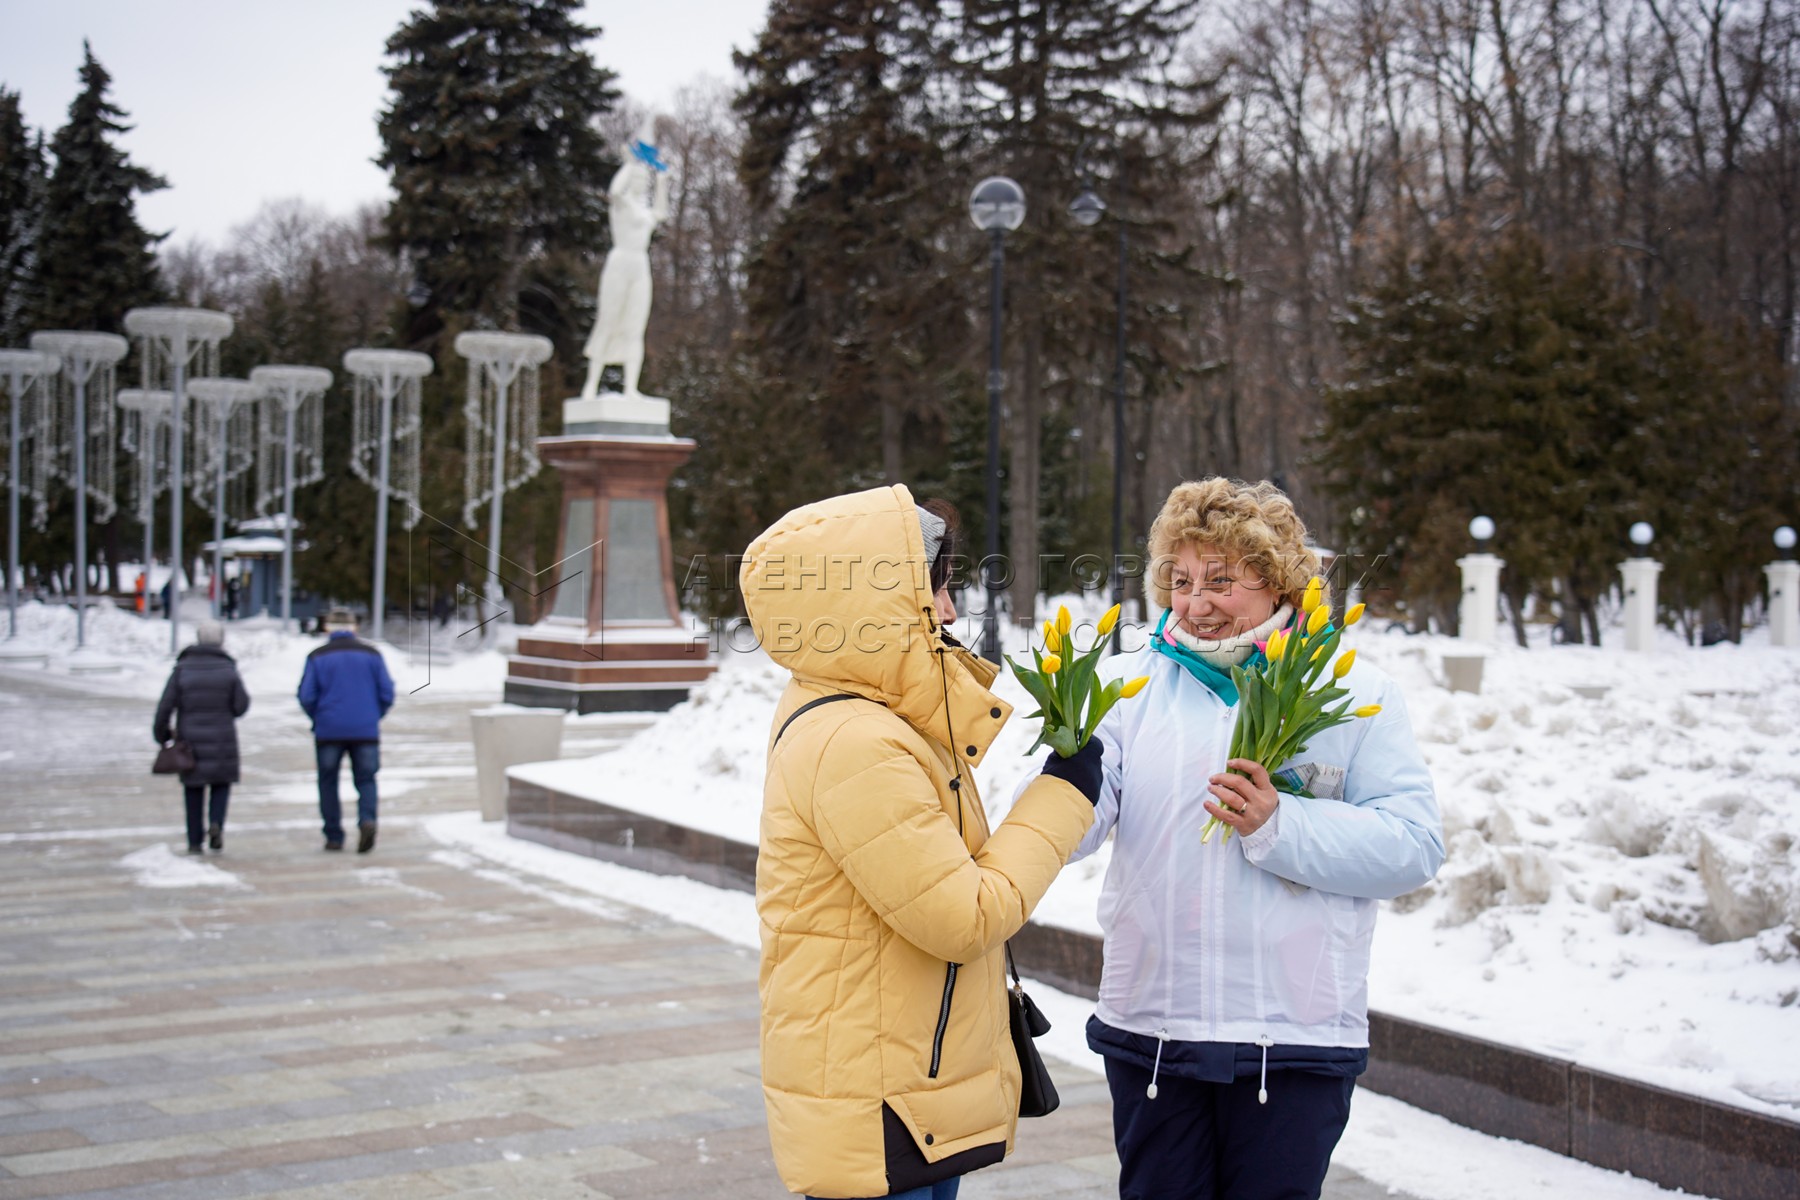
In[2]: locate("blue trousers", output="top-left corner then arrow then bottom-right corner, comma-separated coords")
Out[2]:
1105,1055 -> 1354,1200
182,784 -> 230,849
316,740 -> 380,843
807,1181 -> 958,1200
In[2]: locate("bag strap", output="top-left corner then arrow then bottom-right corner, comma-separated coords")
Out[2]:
1006,943 -> 1023,989
773,693 -> 859,748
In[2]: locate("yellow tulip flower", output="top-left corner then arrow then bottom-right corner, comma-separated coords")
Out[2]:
1121,675 -> 1149,698
1345,603 -> 1366,626
1354,703 -> 1382,718
1310,644 -> 1327,663
1301,577 -> 1323,614
1306,603 -> 1330,636
1056,605 -> 1072,635
1333,649 -> 1357,680
1042,653 -> 1062,675
1097,603 -> 1121,636
1265,629 -> 1286,660
1043,621 -> 1060,653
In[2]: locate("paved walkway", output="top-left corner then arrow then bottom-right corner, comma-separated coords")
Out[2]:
0,664 -> 1410,1199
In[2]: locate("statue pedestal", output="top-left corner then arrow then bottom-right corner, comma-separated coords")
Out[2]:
503,394 -> 715,713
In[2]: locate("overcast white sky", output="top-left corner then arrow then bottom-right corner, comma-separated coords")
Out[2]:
0,0 -> 764,247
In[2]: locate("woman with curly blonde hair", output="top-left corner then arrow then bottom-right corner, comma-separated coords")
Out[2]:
1072,477 -> 1443,1200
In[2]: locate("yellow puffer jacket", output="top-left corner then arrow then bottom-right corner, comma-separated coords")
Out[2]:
741,485 -> 1095,1199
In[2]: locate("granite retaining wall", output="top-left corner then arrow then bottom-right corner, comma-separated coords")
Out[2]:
508,777 -> 1799,1200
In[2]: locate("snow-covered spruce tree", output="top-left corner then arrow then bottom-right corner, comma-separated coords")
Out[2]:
376,0 -> 620,332
34,44 -> 166,334
0,89 -> 48,346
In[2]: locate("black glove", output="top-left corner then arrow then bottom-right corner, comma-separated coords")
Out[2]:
1041,737 -> 1105,806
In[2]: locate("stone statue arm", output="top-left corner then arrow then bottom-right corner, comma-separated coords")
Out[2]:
651,170 -> 672,225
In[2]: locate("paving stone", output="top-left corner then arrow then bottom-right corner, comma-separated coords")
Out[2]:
0,667 -> 1420,1200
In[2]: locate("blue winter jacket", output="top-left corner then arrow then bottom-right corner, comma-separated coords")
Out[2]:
298,632 -> 395,742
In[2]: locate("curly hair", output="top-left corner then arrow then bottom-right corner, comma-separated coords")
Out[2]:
1145,478 -> 1326,611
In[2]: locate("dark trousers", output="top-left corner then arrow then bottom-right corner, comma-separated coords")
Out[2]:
182,784 -> 231,849
1105,1056 -> 1355,1200
316,740 -> 380,843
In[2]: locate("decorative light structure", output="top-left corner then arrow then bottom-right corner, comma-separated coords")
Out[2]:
343,348 -> 431,642
116,388 -> 175,619
0,349 -> 58,639
250,365 -> 332,632
29,331 -> 129,650
123,307 -> 234,654
455,330 -> 552,615
186,378 -> 263,620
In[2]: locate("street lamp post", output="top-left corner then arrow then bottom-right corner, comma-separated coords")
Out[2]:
968,176 -> 1025,662
1070,163 -> 1127,650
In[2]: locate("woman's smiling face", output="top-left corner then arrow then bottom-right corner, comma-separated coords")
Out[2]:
1166,543 -> 1279,640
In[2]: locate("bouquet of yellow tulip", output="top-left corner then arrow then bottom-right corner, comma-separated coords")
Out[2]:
1006,603 -> 1150,758
1201,578 -> 1384,844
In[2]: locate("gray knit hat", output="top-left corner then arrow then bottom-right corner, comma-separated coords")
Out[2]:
196,620 -> 225,647
917,506 -> 946,571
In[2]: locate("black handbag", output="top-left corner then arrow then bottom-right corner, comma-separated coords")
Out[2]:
1006,945 -> 1059,1117
152,740 -> 196,775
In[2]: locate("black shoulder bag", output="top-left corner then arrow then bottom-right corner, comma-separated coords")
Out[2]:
1006,945 -> 1060,1117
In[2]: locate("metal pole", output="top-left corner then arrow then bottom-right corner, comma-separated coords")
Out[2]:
485,365 -> 511,616
169,334 -> 186,655
142,414 -> 154,621
1111,222 -> 1127,653
73,364 -> 88,650
6,370 -> 19,639
372,368 -> 394,642
984,226 -> 1004,662
282,400 -> 295,632
212,403 -> 227,621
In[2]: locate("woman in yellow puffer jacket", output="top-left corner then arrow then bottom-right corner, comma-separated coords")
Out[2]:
742,485 -> 1102,1200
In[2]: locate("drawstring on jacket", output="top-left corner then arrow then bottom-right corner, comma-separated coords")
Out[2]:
1146,1028 -> 1170,1099
1143,1030 -> 1277,1103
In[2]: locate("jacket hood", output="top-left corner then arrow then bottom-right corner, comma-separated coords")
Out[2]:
740,484 -> 1011,765
178,644 -> 235,663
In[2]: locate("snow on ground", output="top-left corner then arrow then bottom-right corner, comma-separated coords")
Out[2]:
510,597 -> 1800,1120
428,809 -> 1709,1200
0,599 -> 509,700
117,843 -> 250,890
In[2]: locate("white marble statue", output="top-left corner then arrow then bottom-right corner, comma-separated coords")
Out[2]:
581,128 -> 672,401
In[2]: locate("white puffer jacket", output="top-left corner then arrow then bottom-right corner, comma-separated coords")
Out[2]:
1069,642 -> 1444,1049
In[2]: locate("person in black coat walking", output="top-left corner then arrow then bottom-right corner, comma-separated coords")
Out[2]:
154,621 -> 251,854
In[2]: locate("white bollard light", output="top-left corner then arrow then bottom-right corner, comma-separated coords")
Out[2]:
1768,527 -> 1798,648
1619,522 -> 1661,652
1457,516 -> 1503,645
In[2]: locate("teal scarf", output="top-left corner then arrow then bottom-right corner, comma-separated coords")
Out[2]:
1150,610 -> 1266,705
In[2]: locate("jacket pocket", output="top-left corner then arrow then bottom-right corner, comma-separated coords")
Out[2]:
883,1069 -> 1009,1191
928,961 -> 958,1078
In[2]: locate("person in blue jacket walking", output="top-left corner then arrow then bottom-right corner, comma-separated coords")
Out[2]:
298,608 -> 396,853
